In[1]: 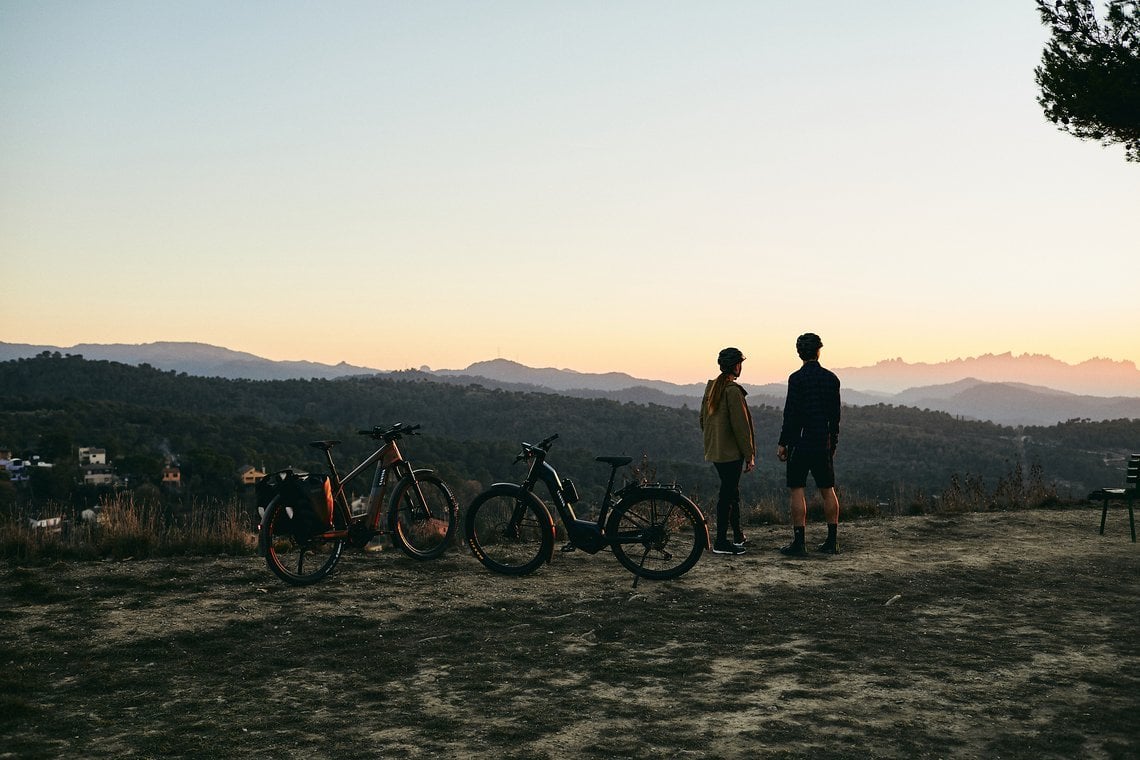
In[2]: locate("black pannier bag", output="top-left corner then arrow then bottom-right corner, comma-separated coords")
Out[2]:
256,469 -> 334,541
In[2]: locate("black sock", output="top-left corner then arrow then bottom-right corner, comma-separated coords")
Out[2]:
793,526 -> 805,545
827,523 -> 837,542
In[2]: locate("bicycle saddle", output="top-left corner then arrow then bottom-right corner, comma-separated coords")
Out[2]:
308,440 -> 341,451
595,456 -> 632,467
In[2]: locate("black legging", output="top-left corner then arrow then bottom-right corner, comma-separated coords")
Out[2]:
713,459 -> 744,542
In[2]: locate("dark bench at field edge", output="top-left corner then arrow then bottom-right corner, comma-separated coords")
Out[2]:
1089,453 -> 1138,543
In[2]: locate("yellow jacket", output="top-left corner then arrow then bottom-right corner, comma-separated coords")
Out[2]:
699,379 -> 756,463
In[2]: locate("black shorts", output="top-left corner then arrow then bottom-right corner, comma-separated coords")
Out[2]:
786,448 -> 835,489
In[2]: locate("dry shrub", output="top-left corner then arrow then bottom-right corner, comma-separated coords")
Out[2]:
164,500 -> 255,556
744,497 -> 783,525
97,495 -> 162,559
0,494 -> 256,563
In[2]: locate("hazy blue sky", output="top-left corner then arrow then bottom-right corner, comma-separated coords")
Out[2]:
2,1 -> 1136,384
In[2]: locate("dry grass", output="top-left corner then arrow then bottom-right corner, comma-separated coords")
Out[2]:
0,495 -> 255,562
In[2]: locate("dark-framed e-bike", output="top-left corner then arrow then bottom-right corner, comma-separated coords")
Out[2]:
464,433 -> 708,583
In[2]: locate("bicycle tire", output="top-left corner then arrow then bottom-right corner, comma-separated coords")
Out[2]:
465,484 -> 554,576
388,471 -> 459,560
260,495 -> 345,586
606,489 -> 706,580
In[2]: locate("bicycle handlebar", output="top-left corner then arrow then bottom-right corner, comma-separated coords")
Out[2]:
357,422 -> 421,441
516,433 -> 559,462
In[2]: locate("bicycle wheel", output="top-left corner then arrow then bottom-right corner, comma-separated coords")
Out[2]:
388,472 -> 458,560
607,489 -> 706,580
465,485 -> 554,576
260,496 -> 345,586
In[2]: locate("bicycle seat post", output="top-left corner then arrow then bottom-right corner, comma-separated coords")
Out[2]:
604,463 -> 620,499
322,447 -> 341,485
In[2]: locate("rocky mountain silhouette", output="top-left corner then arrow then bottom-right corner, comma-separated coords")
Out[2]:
834,353 -> 1140,397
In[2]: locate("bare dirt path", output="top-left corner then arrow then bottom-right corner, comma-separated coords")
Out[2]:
2,508 -> 1138,759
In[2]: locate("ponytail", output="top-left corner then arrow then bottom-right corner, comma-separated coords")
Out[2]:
706,372 -> 735,415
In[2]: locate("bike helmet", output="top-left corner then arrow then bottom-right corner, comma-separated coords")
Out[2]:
796,333 -> 823,359
718,347 -> 745,371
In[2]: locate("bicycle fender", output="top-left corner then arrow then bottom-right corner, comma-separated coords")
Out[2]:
468,483 -> 556,564
665,491 -> 711,549
673,493 -> 712,550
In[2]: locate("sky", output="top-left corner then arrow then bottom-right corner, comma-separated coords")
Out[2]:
1,1 -> 1136,385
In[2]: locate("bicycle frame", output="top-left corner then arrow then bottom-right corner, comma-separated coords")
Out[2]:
316,437 -> 427,539
466,432 -> 709,586
519,442 -> 640,555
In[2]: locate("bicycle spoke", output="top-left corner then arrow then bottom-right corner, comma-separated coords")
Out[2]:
609,491 -> 704,580
465,489 -> 552,576
390,475 -> 457,560
261,498 -> 344,586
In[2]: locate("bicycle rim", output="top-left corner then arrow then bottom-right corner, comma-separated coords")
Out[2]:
465,488 -> 552,576
609,491 -> 704,580
262,499 -> 344,586
390,474 -> 458,560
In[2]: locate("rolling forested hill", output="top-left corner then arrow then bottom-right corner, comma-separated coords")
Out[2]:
1,353 -> 1136,513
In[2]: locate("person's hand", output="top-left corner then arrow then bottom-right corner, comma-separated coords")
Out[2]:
777,445 -> 788,462
744,456 -> 755,473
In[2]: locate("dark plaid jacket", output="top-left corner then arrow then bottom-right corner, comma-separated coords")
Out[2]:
778,361 -> 841,452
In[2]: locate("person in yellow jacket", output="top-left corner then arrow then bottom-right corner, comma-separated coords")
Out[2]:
699,347 -> 756,555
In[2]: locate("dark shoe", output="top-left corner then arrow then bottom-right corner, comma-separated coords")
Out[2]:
713,539 -> 746,555
779,541 -> 807,557
733,534 -> 748,548
816,540 -> 839,555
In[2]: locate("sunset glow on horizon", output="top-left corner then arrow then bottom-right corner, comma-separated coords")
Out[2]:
2,2 -> 1137,389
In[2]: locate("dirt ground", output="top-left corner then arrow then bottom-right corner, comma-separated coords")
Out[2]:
2,507 -> 1139,759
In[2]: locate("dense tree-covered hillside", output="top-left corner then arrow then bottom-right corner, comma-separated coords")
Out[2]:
1,353 -> 1136,513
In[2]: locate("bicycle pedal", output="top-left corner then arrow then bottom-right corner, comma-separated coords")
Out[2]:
560,542 -> 578,553
347,525 -> 378,548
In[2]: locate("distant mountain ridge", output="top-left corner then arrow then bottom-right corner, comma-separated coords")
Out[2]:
437,359 -> 708,396
0,341 -> 379,381
2,341 -> 1138,426
834,352 -> 1140,396
426,358 -> 1140,426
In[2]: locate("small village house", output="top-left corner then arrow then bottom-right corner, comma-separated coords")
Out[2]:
239,465 -> 267,486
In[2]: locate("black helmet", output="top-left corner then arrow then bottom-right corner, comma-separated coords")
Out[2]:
796,333 -> 823,359
718,347 -> 745,370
